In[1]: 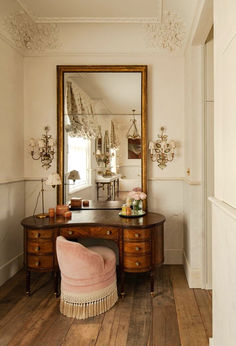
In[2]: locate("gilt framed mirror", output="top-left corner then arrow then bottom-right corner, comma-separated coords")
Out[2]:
57,65 -> 147,209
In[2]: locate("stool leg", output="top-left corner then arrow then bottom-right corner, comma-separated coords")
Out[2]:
54,271 -> 59,297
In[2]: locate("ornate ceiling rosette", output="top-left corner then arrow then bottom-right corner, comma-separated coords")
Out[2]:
3,11 -> 59,51
144,10 -> 185,51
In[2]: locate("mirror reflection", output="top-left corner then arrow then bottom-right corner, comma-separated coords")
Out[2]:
63,71 -> 142,206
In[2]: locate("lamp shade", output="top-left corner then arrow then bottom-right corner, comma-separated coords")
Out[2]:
68,170 -> 80,181
46,173 -> 62,186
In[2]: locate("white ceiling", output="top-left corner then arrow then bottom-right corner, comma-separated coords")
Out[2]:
17,0 -> 197,26
66,72 -> 141,115
18,0 -> 159,20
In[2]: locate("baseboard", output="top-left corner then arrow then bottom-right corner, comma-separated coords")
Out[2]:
0,253 -> 24,287
183,251 -> 202,288
164,249 -> 183,264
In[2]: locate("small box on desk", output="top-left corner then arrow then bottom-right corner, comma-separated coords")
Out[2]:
70,198 -> 82,209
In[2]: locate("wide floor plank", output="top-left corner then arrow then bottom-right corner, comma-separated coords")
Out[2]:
0,266 -> 212,346
194,288 -> 212,339
171,266 -> 209,346
152,266 -> 181,346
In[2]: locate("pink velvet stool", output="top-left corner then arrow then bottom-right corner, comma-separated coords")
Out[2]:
56,236 -> 118,319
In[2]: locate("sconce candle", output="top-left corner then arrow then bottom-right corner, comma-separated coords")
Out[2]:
29,126 -> 56,169
149,127 -> 176,169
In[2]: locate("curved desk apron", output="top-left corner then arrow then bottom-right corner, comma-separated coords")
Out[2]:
21,210 -> 165,296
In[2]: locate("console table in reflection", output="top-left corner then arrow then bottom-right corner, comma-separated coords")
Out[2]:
21,210 -> 165,296
96,174 -> 121,200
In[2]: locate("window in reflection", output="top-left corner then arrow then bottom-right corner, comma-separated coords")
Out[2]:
67,136 -> 91,193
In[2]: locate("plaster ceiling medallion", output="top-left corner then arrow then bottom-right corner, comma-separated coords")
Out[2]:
3,11 -> 59,51
144,0 -> 185,51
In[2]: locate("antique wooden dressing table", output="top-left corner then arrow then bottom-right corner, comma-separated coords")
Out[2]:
21,210 -> 165,296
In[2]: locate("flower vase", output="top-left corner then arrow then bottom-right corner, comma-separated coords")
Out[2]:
132,199 -> 141,215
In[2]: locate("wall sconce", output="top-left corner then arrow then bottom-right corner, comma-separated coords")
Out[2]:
95,150 -> 110,167
29,126 -> 56,169
149,127 -> 176,169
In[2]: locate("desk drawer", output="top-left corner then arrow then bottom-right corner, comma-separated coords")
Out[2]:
28,229 -> 53,240
124,228 -> 151,241
124,255 -> 151,272
27,241 -> 53,254
28,255 -> 53,269
124,241 -> 151,254
60,226 -> 119,240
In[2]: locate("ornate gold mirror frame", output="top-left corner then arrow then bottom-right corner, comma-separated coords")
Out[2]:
57,65 -> 147,209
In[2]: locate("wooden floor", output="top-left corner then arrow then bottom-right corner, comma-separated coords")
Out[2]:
0,266 -> 212,346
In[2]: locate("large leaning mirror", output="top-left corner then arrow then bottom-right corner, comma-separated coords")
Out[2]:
57,65 -> 147,209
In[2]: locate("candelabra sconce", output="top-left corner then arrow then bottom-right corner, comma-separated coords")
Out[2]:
149,127 -> 176,169
29,126 -> 56,170
95,150 -> 110,167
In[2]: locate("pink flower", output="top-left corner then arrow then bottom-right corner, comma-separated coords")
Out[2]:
128,191 -> 136,198
140,192 -> 147,200
133,193 -> 141,200
133,187 -> 142,192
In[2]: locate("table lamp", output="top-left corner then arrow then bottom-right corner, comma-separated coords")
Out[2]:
34,173 -> 62,218
68,170 -> 80,183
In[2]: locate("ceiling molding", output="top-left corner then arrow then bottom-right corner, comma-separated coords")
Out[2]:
22,49 -> 183,58
16,0 -> 160,24
34,16 -> 159,24
16,0 -> 36,20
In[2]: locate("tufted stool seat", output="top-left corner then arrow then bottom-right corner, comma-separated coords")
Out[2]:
56,236 -> 118,319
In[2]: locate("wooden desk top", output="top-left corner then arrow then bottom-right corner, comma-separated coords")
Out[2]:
21,210 -> 165,230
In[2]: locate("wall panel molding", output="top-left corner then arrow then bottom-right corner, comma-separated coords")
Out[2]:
209,196 -> 236,221
0,178 -> 25,185
0,253 -> 24,287
183,251 -> 202,288
164,249 -> 183,264
149,176 -> 201,185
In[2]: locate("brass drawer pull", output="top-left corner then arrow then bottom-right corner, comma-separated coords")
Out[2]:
135,233 -> 140,238
35,246 -> 40,251
106,230 -> 112,235
135,247 -> 140,251
35,233 -> 40,238
35,261 -> 40,267
68,231 -> 73,235
135,262 -> 140,266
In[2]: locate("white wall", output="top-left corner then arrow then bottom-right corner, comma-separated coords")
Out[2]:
24,53 -> 185,264
210,0 -> 236,344
183,44 -> 204,287
0,38 -> 24,285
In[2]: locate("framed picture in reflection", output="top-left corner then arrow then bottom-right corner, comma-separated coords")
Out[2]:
128,138 -> 141,159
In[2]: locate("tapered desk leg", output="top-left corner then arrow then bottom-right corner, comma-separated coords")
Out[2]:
150,270 -> 154,297
26,270 -> 31,296
117,178 -> 119,197
120,271 -> 125,299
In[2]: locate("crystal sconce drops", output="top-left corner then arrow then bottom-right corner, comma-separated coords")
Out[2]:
29,126 -> 56,169
149,127 -> 176,169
